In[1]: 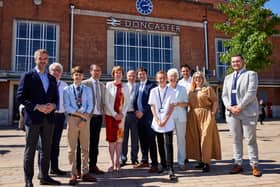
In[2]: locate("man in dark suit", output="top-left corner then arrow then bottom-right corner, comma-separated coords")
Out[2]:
16,49 -> 61,187
133,67 -> 158,173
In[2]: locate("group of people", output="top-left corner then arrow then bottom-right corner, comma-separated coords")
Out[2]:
17,49 -> 262,187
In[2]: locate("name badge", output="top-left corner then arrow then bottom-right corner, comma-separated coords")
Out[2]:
159,108 -> 165,113
232,89 -> 237,93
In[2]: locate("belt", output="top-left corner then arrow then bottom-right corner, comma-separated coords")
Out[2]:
68,113 -> 80,118
127,111 -> 135,114
91,114 -> 102,117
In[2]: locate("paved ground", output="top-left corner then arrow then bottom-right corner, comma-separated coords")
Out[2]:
0,120 -> 280,187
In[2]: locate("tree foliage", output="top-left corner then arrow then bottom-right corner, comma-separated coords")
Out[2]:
215,0 -> 280,72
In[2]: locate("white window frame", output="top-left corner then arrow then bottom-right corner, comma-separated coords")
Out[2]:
215,38 -> 230,80
107,28 -> 180,77
12,20 -> 60,72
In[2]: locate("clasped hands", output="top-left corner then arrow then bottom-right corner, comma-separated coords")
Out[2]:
36,103 -> 56,114
228,105 -> 241,115
155,118 -> 167,127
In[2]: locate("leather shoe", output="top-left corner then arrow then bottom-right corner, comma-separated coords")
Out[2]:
133,162 -> 149,168
202,163 -> 210,172
69,175 -> 77,186
82,173 -> 97,182
50,169 -> 67,176
229,164 -> 243,174
120,160 -> 126,167
40,177 -> 61,185
195,162 -> 205,169
89,166 -> 105,174
148,166 -> 158,173
252,166 -> 262,177
132,160 -> 139,166
25,180 -> 33,187
169,170 -> 177,180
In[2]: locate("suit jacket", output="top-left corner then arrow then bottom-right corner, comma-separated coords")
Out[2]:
133,79 -> 156,122
82,78 -> 106,114
222,69 -> 259,120
16,69 -> 58,125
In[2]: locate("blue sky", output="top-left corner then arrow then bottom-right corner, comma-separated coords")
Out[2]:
264,0 -> 280,15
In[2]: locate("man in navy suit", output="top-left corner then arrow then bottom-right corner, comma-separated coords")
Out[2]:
133,67 -> 159,173
17,49 -> 61,187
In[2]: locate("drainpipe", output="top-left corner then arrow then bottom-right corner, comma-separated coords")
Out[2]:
69,4 -> 75,72
203,19 -> 209,70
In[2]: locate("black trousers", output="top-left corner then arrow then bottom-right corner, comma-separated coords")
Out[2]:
24,119 -> 54,181
156,131 -> 174,170
138,117 -> 158,166
50,113 -> 65,171
77,115 -> 103,170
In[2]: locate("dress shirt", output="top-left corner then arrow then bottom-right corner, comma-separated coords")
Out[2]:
63,83 -> 93,114
148,86 -> 176,133
127,82 -> 135,112
56,80 -> 68,113
91,78 -> 102,115
168,84 -> 188,122
35,67 -> 49,93
178,76 -> 192,94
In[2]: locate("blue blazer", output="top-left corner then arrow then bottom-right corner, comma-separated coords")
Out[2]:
133,79 -> 156,123
16,69 -> 58,125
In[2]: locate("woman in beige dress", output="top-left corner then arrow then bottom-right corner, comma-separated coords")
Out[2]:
186,71 -> 221,172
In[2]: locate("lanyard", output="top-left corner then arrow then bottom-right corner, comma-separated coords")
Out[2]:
73,85 -> 83,108
158,87 -> 168,109
232,69 -> 246,89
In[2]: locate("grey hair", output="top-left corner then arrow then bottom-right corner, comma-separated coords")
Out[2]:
49,62 -> 63,72
167,68 -> 179,80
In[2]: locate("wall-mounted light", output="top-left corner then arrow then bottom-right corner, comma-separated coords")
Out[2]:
33,0 -> 43,6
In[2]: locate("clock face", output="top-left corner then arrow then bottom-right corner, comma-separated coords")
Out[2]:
136,0 -> 153,16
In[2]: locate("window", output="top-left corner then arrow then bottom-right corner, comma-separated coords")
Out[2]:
13,20 -> 59,72
114,31 -> 173,77
215,38 -> 230,80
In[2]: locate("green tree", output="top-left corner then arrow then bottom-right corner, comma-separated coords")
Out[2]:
215,0 -> 280,72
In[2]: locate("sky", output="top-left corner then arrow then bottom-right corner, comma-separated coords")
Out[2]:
264,0 -> 280,15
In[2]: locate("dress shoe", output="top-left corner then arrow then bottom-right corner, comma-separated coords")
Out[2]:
89,166 -> 105,174
179,165 -> 187,171
229,164 -> 243,174
202,163 -> 210,172
82,173 -> 97,182
69,175 -> 78,186
195,162 -> 205,169
50,169 -> 67,176
252,166 -> 262,177
77,170 -> 81,179
120,160 -> 126,167
148,166 -> 158,173
40,177 -> 61,185
132,160 -> 139,166
25,180 -> 33,187
157,165 -> 166,174
133,162 -> 149,168
168,170 -> 177,180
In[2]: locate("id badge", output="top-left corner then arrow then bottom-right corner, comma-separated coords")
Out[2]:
232,89 -> 237,93
159,108 -> 165,113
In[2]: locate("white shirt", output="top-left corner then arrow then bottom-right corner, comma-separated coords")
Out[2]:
127,82 -> 135,112
178,76 -> 192,95
56,80 -> 68,113
168,84 -> 188,122
148,86 -> 176,133
91,78 -> 102,115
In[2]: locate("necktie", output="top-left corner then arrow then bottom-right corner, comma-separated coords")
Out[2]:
76,86 -> 82,108
95,81 -> 101,112
137,83 -> 144,111
231,72 -> 238,106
